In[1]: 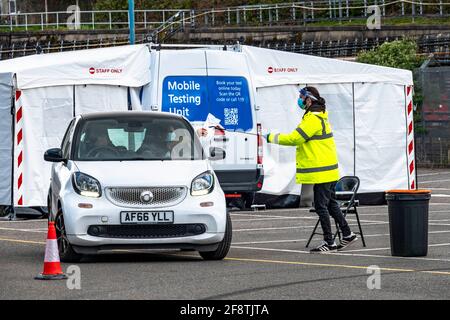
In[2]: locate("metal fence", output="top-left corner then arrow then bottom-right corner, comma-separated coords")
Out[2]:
1,33 -> 449,61
1,1 -> 450,31
416,59 -> 450,167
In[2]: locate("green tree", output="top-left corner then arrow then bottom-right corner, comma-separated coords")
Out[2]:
357,40 -> 426,133
357,39 -> 423,70
94,0 -> 129,10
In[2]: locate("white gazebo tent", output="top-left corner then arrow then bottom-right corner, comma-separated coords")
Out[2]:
0,45 -> 150,207
241,45 -> 415,205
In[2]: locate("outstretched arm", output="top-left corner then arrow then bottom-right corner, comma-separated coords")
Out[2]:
267,117 -> 319,146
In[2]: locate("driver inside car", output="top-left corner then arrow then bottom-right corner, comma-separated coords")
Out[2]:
137,125 -> 174,159
80,125 -> 117,158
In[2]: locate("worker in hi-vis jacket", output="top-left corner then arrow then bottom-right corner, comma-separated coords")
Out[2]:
265,86 -> 358,253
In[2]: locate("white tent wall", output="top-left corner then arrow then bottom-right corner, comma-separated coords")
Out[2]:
256,83 -> 356,197
256,85 -> 302,196
15,84 -> 139,207
241,45 -> 413,204
353,82 -> 408,193
0,44 -> 151,207
255,82 -> 409,201
74,85 -> 130,114
1,44 -> 413,207
0,73 -> 13,206
15,86 -> 74,206
315,83 -> 355,178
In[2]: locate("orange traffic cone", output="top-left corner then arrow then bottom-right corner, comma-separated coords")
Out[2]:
35,221 -> 67,280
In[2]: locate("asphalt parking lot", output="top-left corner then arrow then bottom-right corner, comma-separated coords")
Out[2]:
1,168 -> 449,300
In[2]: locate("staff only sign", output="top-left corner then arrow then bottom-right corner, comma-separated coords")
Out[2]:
161,76 -> 253,131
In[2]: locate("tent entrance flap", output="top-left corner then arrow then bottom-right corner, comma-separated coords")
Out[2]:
13,84 -> 138,207
14,86 -> 74,206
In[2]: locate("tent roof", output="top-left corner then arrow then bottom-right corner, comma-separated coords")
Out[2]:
0,44 -> 413,89
242,45 -> 413,87
0,45 -> 150,89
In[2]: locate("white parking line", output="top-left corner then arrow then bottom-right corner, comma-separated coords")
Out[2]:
428,230 -> 450,235
234,222 -> 387,232
0,219 -> 46,224
230,212 -> 311,219
358,205 -> 387,209
343,242 -> 450,253
233,216 -> 317,222
233,239 -> 308,245
431,194 -> 450,198
0,227 -> 47,233
235,226 -> 316,232
232,216 -> 387,224
232,230 -> 450,245
231,245 -> 450,262
418,172 -> 450,177
421,179 -> 450,183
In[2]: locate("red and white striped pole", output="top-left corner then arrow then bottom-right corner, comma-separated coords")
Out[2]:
405,85 -> 416,190
14,90 -> 24,206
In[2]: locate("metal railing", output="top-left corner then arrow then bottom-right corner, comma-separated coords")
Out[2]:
1,1 -> 450,32
1,33 -> 449,61
0,9 -> 191,31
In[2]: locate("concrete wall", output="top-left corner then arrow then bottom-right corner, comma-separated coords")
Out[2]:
1,25 -> 450,46
178,25 -> 450,43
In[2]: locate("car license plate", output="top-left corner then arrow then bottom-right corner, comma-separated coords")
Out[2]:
120,211 -> 174,224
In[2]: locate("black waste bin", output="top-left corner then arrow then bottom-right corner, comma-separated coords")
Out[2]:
385,190 -> 431,257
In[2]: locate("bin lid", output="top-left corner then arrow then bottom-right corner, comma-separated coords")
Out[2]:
386,189 -> 431,194
385,189 -> 431,201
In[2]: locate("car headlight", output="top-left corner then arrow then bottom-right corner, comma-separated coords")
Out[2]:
191,171 -> 214,196
72,172 -> 102,198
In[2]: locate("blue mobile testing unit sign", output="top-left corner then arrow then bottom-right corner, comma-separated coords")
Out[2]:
162,76 -> 253,131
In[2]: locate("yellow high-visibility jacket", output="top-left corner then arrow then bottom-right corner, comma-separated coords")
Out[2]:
268,111 -> 339,184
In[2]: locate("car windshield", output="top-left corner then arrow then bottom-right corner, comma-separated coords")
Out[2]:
73,115 -> 205,161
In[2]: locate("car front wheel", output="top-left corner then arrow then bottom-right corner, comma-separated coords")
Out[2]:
199,212 -> 232,261
55,210 -> 83,263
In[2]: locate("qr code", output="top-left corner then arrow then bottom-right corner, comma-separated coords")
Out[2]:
224,108 -> 239,126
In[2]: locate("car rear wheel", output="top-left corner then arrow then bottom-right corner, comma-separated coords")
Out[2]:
55,210 -> 83,263
199,212 -> 232,261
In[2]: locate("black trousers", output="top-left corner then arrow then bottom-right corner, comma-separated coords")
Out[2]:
313,182 -> 352,245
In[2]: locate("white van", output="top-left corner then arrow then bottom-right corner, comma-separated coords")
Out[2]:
143,45 -> 264,205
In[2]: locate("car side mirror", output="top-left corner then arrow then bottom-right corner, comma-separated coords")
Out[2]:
208,147 -> 226,161
44,148 -> 66,163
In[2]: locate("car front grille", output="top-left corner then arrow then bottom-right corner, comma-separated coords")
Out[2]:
87,224 -> 206,239
105,186 -> 187,208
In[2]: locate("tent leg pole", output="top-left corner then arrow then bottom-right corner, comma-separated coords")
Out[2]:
8,206 -> 16,221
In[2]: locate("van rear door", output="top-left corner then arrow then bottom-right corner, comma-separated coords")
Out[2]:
157,49 -> 262,193
205,50 -> 261,192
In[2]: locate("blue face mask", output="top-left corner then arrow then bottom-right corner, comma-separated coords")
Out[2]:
298,98 -> 306,110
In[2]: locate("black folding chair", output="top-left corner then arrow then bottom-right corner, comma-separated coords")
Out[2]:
305,176 -> 366,248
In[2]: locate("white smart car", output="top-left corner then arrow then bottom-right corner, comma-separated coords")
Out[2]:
45,111 -> 231,262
